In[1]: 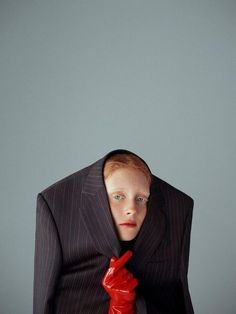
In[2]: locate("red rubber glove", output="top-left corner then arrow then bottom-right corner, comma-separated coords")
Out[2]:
102,250 -> 138,314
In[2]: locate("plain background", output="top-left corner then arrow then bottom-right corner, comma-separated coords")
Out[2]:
0,1 -> 235,313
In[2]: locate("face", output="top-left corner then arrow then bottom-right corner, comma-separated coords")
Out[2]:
104,167 -> 150,241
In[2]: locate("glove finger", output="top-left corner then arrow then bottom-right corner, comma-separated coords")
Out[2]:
110,273 -> 138,289
107,270 -> 129,287
116,267 -> 128,278
120,276 -> 138,289
110,250 -> 132,270
107,270 -> 136,288
125,277 -> 139,291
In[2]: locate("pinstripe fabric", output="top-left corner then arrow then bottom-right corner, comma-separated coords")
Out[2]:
33,150 -> 194,314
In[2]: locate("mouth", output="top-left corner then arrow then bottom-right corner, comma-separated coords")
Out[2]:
119,221 -> 137,227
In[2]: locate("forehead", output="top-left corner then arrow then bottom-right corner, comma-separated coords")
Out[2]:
104,167 -> 150,192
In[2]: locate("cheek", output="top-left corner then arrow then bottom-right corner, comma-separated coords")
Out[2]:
138,207 -> 147,222
109,204 -> 122,220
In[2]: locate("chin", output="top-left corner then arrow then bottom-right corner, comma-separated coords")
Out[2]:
120,234 -> 137,241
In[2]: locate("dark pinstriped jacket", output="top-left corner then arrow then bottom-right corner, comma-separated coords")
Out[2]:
33,149 -> 194,314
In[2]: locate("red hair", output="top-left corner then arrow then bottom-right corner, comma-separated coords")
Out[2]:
103,153 -> 152,185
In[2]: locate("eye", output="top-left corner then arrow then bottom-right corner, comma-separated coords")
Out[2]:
113,194 -> 125,201
136,196 -> 148,203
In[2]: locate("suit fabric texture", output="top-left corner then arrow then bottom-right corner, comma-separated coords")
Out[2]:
33,149 -> 194,314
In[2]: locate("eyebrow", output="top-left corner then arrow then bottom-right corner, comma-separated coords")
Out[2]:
108,189 -> 150,198
138,193 -> 150,199
108,189 -> 125,194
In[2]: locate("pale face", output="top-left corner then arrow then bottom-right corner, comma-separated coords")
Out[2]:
104,168 -> 150,241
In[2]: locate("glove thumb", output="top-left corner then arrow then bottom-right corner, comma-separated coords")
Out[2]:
110,256 -> 118,266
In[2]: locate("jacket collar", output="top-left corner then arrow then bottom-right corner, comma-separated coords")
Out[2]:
80,149 -> 166,266
129,176 -> 166,270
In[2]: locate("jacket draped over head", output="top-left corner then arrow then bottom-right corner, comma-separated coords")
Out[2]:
33,149 -> 194,314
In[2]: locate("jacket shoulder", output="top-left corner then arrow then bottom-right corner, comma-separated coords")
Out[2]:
152,175 -> 194,209
39,165 -> 90,197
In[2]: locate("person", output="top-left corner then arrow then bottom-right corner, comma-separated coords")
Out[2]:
33,149 -> 194,314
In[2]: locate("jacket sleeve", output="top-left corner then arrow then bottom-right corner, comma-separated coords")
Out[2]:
180,198 -> 194,314
33,193 -> 62,314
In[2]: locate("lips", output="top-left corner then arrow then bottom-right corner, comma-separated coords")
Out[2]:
119,221 -> 137,227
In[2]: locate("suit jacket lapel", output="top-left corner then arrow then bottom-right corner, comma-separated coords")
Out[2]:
80,157 -> 121,258
129,176 -> 166,271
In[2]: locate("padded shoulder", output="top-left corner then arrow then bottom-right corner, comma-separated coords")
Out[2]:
151,174 -> 194,208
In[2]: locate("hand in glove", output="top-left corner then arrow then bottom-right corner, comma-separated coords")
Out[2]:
102,250 -> 138,314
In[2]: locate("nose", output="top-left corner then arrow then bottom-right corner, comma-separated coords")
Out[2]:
125,200 -> 137,215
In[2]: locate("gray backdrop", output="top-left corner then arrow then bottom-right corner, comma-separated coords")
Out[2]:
1,1 -> 235,313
